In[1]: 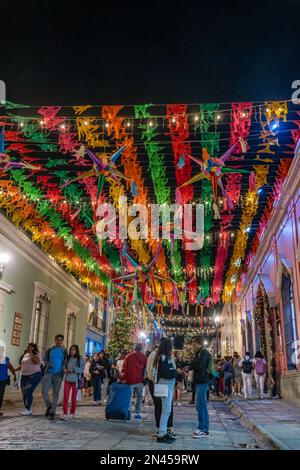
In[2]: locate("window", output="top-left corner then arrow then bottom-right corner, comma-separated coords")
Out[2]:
281,269 -> 298,369
30,282 -> 55,354
32,294 -> 50,354
88,296 -> 105,332
66,313 -> 76,350
64,304 -> 79,350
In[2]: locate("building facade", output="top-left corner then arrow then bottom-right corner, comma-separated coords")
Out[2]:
221,144 -> 300,405
0,214 -> 108,370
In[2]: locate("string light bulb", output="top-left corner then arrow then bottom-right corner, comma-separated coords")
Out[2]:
20,122 -> 24,127
217,114 -> 221,121
194,115 -> 199,122
148,120 -> 153,127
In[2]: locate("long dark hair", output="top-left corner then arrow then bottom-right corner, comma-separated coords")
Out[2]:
27,343 -> 39,354
67,344 -> 81,367
153,337 -> 173,368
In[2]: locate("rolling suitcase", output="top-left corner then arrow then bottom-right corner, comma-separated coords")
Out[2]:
105,382 -> 131,421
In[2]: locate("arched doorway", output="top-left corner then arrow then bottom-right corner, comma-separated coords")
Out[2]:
255,282 -> 277,396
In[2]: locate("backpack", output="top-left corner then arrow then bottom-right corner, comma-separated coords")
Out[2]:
242,358 -> 253,374
255,358 -> 267,376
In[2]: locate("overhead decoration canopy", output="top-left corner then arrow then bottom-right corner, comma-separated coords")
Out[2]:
0,100 -> 299,317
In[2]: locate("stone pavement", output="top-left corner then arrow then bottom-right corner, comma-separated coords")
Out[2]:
0,389 -> 264,450
229,398 -> 300,450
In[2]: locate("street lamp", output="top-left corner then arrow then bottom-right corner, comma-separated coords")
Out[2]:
0,252 -> 9,280
215,315 -> 221,357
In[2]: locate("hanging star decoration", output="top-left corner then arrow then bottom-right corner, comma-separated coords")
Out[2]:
112,243 -> 175,301
62,144 -> 137,200
176,138 -> 250,219
0,128 -> 41,174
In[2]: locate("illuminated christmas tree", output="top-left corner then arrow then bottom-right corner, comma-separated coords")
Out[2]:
182,326 -> 195,362
107,308 -> 135,356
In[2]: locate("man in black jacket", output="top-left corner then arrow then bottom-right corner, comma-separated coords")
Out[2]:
189,336 -> 212,438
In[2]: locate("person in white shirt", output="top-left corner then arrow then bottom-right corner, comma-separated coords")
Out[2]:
116,352 -> 124,376
253,351 -> 267,399
238,352 -> 254,399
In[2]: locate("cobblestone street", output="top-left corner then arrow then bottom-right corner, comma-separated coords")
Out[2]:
0,392 -> 264,450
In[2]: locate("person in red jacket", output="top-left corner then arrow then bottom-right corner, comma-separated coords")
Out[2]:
121,343 -> 147,420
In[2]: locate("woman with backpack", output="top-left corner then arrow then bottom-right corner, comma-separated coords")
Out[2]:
253,351 -> 267,399
238,352 -> 254,399
153,337 -> 178,444
61,344 -> 84,420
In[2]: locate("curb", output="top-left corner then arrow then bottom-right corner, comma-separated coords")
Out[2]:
228,401 -> 291,450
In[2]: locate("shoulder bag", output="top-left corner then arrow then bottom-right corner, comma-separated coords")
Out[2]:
153,356 -> 169,398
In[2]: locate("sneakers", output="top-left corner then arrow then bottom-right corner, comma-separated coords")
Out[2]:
189,400 -> 194,405
167,430 -> 177,439
192,430 -> 209,438
93,401 -> 100,406
45,406 -> 51,417
20,409 -> 32,416
157,434 -> 175,444
69,414 -> 75,419
135,414 -> 142,420
177,402 -> 182,407
49,413 -> 55,420
60,415 -> 69,421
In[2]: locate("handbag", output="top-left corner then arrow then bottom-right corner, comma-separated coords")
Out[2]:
153,356 -> 169,398
154,383 -> 168,397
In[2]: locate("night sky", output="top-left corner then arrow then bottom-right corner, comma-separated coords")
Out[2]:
0,0 -> 299,105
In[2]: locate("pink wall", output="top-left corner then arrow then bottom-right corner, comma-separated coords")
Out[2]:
240,193 -> 300,370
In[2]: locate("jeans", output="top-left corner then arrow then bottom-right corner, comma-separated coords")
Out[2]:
254,373 -> 265,399
42,373 -> 63,414
102,377 -> 109,400
223,372 -> 233,396
195,383 -> 209,433
63,381 -> 77,415
148,379 -> 173,429
158,379 -> 175,437
21,371 -> 42,411
242,372 -> 252,398
212,376 -> 219,394
0,379 -> 7,409
92,375 -> 103,402
130,383 -> 144,414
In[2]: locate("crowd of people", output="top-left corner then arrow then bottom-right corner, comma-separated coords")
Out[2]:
0,336 -> 268,444
209,351 -> 268,400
